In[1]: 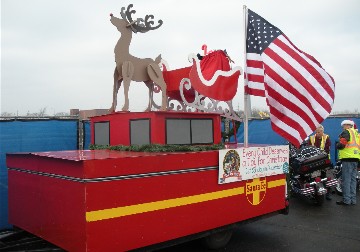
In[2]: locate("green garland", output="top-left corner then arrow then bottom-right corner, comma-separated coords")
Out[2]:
89,143 -> 224,152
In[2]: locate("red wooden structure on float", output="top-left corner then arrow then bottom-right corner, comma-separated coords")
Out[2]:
90,111 -> 222,146
7,112 -> 288,251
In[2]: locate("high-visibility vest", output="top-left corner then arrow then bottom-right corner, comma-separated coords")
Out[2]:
310,134 -> 330,159
338,128 -> 360,160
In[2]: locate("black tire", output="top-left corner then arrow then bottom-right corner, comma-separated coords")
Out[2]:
336,178 -> 343,196
279,203 -> 290,215
315,194 -> 325,206
336,188 -> 343,196
201,230 -> 233,250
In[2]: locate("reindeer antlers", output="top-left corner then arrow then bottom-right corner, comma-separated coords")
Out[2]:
120,4 -> 163,33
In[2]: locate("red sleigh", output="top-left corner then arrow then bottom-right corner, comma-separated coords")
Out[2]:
159,50 -> 243,120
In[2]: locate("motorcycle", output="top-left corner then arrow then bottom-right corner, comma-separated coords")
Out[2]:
289,142 -> 337,205
333,161 -> 360,195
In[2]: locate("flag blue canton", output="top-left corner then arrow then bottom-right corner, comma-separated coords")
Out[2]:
247,10 -> 281,54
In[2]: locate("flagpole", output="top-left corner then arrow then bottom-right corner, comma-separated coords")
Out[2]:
243,5 -> 250,147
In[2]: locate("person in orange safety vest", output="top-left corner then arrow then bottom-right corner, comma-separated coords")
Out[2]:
308,124 -> 332,200
336,120 -> 360,206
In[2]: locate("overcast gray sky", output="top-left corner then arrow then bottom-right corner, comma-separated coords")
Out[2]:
1,0 -> 359,115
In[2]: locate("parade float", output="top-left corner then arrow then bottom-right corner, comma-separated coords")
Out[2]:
6,4 -> 289,251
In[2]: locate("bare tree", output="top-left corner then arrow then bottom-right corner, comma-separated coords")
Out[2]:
55,112 -> 69,116
251,108 -> 269,118
332,109 -> 360,116
1,112 -> 15,117
236,108 -> 270,119
26,107 -> 48,117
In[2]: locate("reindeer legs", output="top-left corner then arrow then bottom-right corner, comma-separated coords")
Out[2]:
109,67 -> 122,113
121,61 -> 135,111
147,63 -> 167,111
111,62 -> 165,112
144,80 -> 154,112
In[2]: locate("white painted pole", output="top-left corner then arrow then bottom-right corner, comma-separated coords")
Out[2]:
243,5 -> 250,147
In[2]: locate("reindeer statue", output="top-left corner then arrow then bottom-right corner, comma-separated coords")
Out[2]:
109,4 -> 167,113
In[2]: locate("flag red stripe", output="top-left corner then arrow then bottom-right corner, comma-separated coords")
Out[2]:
244,86 -> 265,96
266,84 -> 317,131
264,47 -> 332,113
269,106 -> 307,141
274,38 -> 335,100
246,60 -> 263,68
282,33 -> 336,86
247,73 -> 264,83
264,65 -> 323,123
270,121 -> 300,147
246,57 -> 265,96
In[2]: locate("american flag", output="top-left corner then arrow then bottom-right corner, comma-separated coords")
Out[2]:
245,9 -> 335,147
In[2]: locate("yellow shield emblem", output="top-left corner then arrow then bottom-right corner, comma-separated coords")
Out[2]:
246,177 -> 267,205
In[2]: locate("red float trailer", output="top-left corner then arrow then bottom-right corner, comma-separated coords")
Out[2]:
6,111 -> 289,251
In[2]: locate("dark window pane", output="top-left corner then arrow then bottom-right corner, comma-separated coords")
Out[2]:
166,119 -> 191,144
94,121 -> 110,145
191,119 -> 213,144
130,119 -> 150,145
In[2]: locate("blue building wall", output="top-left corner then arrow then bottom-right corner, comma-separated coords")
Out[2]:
0,120 -> 78,229
83,120 -> 91,150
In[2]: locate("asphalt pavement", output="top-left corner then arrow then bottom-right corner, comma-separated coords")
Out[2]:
159,192 -> 360,252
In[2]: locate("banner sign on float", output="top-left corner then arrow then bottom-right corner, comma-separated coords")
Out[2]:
218,145 -> 289,184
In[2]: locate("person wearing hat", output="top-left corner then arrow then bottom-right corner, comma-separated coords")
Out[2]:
307,124 -> 332,200
336,120 -> 360,206
308,125 -> 331,157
